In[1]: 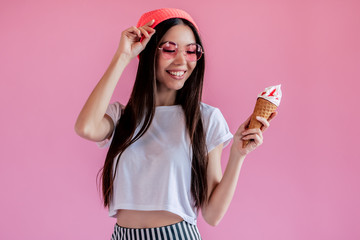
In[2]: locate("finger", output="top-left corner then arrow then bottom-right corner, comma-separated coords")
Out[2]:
139,26 -> 156,43
249,137 -> 261,149
242,127 -> 262,136
254,134 -> 263,146
128,26 -> 141,38
142,25 -> 156,33
140,30 -> 156,46
256,116 -> 270,132
138,27 -> 149,38
125,32 -> 141,43
243,128 -> 263,140
126,31 -> 140,38
242,132 -> 263,146
235,115 -> 252,136
242,115 -> 252,129
268,111 -> 278,122
142,19 -> 155,27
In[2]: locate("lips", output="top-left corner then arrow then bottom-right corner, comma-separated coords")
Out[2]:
166,70 -> 186,76
166,70 -> 186,77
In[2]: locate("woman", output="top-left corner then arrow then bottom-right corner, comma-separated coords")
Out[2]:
75,8 -> 276,240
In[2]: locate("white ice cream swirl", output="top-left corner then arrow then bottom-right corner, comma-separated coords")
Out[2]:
257,84 -> 282,107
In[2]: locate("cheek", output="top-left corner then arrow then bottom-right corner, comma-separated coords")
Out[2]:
187,62 -> 197,74
156,56 -> 171,72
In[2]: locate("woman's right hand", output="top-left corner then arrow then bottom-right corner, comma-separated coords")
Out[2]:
116,19 -> 156,61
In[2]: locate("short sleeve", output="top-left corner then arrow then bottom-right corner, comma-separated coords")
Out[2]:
204,108 -> 233,153
96,102 -> 123,148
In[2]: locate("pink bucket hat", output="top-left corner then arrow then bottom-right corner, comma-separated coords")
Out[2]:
136,8 -> 199,31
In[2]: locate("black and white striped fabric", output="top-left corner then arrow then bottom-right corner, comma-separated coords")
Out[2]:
111,220 -> 202,240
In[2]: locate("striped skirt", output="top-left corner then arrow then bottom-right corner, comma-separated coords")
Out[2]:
111,220 -> 202,240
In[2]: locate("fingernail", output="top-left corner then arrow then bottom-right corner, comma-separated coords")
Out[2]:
256,116 -> 262,120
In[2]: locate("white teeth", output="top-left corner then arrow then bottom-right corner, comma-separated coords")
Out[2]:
168,71 -> 185,77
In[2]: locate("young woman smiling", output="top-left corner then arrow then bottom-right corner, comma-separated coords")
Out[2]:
75,8 -> 276,240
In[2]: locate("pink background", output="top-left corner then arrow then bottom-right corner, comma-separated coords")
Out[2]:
1,0 -> 359,239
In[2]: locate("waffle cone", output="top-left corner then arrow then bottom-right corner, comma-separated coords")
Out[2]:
243,97 -> 277,147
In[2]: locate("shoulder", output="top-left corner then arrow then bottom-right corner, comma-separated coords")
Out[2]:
199,102 -> 223,127
109,101 -> 125,112
200,102 -> 221,119
106,101 -> 125,122
199,102 -> 233,152
200,102 -> 220,116
109,101 -> 125,110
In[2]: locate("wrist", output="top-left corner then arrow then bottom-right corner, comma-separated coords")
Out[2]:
230,146 -> 246,161
113,51 -> 131,65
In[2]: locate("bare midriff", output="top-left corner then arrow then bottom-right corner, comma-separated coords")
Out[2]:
116,209 -> 184,228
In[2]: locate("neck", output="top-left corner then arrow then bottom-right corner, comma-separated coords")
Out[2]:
156,89 -> 177,106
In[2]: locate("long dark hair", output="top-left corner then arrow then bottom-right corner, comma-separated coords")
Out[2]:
98,18 -> 208,211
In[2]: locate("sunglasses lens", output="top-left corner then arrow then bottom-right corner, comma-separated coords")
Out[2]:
196,44 -> 203,60
185,44 -> 198,62
159,42 -> 203,61
160,42 -> 177,59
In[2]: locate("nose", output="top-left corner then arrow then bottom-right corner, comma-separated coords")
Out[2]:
173,49 -> 187,65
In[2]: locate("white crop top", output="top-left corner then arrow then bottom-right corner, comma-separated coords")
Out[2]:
97,102 -> 233,225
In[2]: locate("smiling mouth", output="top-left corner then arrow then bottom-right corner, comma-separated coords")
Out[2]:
166,71 -> 186,77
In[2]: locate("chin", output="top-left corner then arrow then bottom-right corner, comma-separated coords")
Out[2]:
160,79 -> 186,91
173,81 -> 186,90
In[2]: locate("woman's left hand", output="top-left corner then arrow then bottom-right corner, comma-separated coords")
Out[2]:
231,112 -> 277,157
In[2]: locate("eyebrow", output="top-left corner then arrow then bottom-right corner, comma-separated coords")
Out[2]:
159,41 -> 197,46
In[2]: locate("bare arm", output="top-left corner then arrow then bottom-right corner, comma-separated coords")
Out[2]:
201,113 -> 277,226
74,53 -> 129,142
201,144 -> 245,226
74,20 -> 156,142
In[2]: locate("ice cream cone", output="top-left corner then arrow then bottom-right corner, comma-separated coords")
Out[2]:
243,97 -> 277,148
